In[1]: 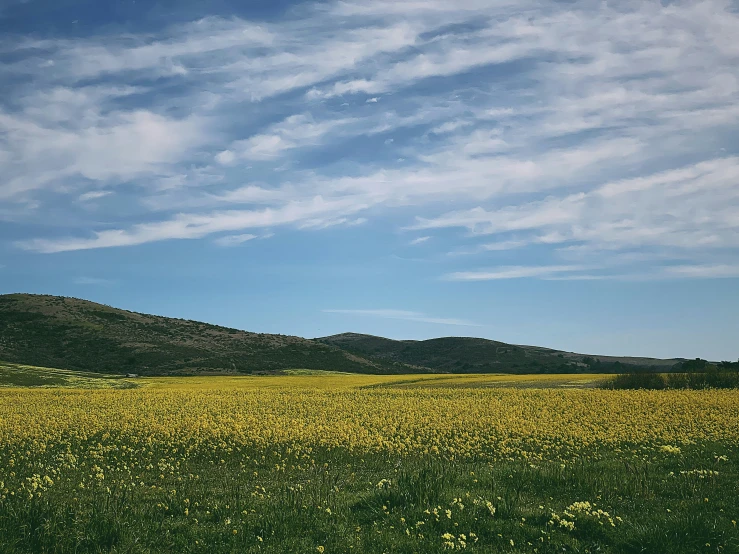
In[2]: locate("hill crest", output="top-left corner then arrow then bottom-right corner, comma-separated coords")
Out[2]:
316,333 -> 685,374
1,294 -> 685,375
0,294 -> 408,375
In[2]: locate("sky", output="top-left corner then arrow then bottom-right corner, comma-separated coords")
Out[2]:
0,0 -> 738,361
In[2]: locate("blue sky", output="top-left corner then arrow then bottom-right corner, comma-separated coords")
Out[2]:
1,0 -> 738,360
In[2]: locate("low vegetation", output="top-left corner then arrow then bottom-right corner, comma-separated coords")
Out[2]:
0,374 -> 737,553
604,359 -> 739,390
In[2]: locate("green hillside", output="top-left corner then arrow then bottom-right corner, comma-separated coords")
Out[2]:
0,294 -> 411,375
0,294 -> 686,376
316,333 -> 685,374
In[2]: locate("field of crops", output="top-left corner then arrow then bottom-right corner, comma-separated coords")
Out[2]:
1,373 -> 738,553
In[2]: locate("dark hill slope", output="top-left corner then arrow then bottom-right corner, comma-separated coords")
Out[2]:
0,294 -> 413,375
316,333 -> 684,374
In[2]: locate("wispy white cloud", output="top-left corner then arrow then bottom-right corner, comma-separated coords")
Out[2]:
443,262 -> 739,282
420,157 -> 739,277
0,105 -> 212,199
298,217 -> 367,230
213,233 -> 257,246
409,236 -> 431,245
323,309 -> 481,327
445,265 -> 590,281
448,239 -> 541,256
221,114 -> 357,161
214,150 -> 237,166
78,191 -> 112,202
663,264 -> 739,279
16,196 -> 368,253
1,0 -> 737,286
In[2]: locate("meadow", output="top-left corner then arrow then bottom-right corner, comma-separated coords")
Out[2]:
0,372 -> 737,553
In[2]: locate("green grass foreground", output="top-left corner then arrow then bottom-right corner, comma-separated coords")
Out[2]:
1,443 -> 737,553
0,371 -> 737,553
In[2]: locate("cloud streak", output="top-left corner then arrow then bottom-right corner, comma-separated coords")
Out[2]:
213,233 -> 257,246
409,236 -> 431,246
445,265 -> 590,281
323,309 -> 481,327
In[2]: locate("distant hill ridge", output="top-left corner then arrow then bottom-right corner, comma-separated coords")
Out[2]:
315,333 -> 685,374
0,294 -> 685,376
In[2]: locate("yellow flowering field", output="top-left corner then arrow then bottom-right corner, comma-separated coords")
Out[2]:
0,374 -> 737,553
2,378 -> 738,459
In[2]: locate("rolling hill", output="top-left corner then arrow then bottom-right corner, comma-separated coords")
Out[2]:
0,294 -> 685,376
315,333 -> 685,374
0,294 -> 412,375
